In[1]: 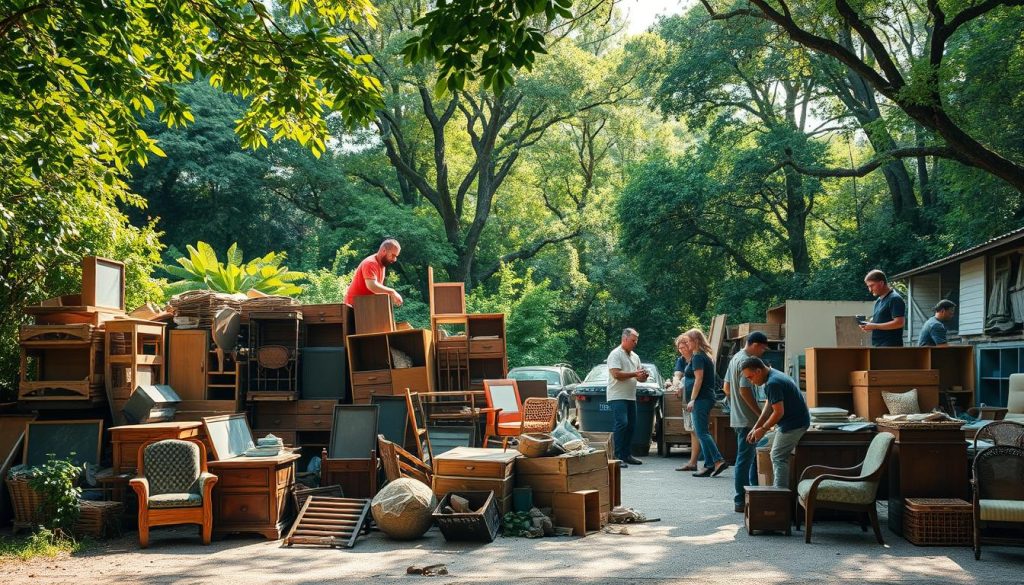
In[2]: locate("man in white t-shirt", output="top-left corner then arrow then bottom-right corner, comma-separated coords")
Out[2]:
607,328 -> 649,467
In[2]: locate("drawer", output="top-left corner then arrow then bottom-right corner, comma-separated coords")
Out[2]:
296,400 -> 336,415
253,412 -> 296,428
293,414 -> 332,431
469,339 -> 504,355
253,402 -> 297,416
433,457 -> 516,479
217,493 -> 270,524
432,474 -> 514,499
216,467 -> 270,488
352,370 -> 391,386
352,384 -> 394,403
300,303 -> 349,324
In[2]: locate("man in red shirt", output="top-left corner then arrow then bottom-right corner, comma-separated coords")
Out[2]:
343,239 -> 404,307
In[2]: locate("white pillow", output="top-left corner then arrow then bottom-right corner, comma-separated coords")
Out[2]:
882,388 -> 921,415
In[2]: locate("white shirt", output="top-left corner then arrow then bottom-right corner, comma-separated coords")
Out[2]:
606,345 -> 641,401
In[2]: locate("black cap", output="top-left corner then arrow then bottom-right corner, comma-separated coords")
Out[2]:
747,331 -> 769,345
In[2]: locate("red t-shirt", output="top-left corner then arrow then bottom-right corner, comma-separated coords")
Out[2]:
344,254 -> 385,305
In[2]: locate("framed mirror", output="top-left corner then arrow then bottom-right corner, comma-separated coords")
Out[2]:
202,413 -> 254,461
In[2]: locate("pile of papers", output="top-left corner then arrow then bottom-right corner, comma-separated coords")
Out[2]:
809,407 -> 869,430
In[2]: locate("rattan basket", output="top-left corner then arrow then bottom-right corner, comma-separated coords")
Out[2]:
903,498 -> 972,546
5,476 -> 46,531
516,433 -> 554,458
75,500 -> 124,538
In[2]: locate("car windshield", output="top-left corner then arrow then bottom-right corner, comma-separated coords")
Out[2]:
509,369 -> 560,385
585,363 -> 662,384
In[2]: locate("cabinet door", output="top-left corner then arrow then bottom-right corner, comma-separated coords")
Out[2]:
168,330 -> 207,400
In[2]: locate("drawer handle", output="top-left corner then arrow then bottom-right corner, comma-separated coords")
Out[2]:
314,420 -> 323,426
240,505 -> 248,512
312,404 -> 322,410
367,376 -> 378,381
464,465 -> 475,470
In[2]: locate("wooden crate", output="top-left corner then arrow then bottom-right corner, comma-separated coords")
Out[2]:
517,467 -> 608,493
732,323 -> 781,340
432,447 -> 518,478
551,490 -> 601,536
852,385 -> 940,420
744,486 -> 792,535
515,450 -> 606,476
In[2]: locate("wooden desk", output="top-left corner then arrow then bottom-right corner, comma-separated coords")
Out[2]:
877,422 -> 968,534
110,422 -> 203,474
208,452 -> 299,539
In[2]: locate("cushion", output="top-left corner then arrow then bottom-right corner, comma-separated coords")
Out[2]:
148,492 -> 203,509
979,499 -> 1024,522
390,348 -> 413,369
797,479 -> 876,505
144,440 -> 201,496
1008,374 -> 1024,414
882,388 -> 921,415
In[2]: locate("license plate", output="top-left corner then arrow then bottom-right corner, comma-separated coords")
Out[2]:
598,402 -> 610,412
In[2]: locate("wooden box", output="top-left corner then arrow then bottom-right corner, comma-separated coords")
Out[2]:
433,447 -> 518,478
517,467 -> 608,493
579,431 -> 614,457
109,421 -> 203,474
552,490 -> 601,536
732,323 -> 781,340
744,486 -> 792,535
515,450 -> 606,476
608,460 -> 621,507
353,294 -> 394,335
533,484 -> 610,513
849,369 -> 940,387
852,385 -> 940,420
300,303 -> 352,325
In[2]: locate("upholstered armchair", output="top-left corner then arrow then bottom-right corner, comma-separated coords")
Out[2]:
972,445 -> 1024,559
129,439 -> 218,548
1004,374 -> 1024,423
796,432 -> 894,544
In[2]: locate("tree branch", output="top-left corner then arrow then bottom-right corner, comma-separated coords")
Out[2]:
775,145 -> 957,178
477,229 -> 583,282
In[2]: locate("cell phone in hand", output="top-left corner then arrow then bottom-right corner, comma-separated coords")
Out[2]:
855,314 -> 868,325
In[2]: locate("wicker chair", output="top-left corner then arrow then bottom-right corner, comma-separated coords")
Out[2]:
521,398 -> 559,434
974,420 -> 1024,451
796,432 -> 894,544
129,439 -> 218,548
378,435 -> 432,487
972,445 -> 1024,559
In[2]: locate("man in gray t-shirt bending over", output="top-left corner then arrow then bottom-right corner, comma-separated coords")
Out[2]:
607,328 -> 649,467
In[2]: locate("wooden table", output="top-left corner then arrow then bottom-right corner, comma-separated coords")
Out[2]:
208,452 -> 300,540
877,422 -> 969,534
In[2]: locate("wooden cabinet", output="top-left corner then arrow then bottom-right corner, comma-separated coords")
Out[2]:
806,346 -> 975,413
208,452 -> 299,539
977,344 -> 1024,407
168,330 -> 207,401
877,422 -> 969,534
347,329 -> 434,403
109,422 -> 202,475
710,409 -> 737,463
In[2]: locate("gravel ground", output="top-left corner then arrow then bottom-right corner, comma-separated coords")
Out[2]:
2,449 -> 1022,585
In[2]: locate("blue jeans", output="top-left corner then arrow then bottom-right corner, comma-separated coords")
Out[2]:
734,427 -> 757,506
690,398 -> 723,467
608,399 -> 636,461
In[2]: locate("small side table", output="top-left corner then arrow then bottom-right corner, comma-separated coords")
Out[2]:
745,486 -> 792,535
971,406 -> 1008,421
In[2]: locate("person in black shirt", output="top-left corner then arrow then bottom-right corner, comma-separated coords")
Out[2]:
860,269 -> 906,347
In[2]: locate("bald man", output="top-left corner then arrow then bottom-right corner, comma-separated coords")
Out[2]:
343,239 -> 404,307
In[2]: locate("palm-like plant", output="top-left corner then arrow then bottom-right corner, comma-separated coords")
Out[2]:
162,241 -> 305,296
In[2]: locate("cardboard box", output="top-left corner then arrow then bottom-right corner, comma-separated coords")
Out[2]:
732,323 -> 781,340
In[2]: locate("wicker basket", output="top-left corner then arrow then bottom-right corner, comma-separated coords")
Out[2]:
432,491 -> 500,543
6,476 -> 46,531
516,433 -> 554,458
74,500 -> 124,538
904,498 -> 972,546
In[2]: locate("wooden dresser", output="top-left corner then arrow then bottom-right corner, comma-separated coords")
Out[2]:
109,422 -> 203,474
207,452 -> 300,539
432,447 -> 519,513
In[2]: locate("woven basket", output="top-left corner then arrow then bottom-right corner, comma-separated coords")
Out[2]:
903,498 -> 972,546
6,476 -> 46,531
517,433 -> 555,458
74,500 -> 124,538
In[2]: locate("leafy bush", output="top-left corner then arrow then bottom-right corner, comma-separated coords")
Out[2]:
27,455 -> 82,538
161,241 -> 305,296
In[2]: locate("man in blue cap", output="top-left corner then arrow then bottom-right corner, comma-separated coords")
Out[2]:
723,331 -> 769,512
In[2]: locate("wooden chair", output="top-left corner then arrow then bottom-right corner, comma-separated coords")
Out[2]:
377,434 -> 432,487
521,397 -> 559,434
795,432 -> 894,544
483,379 -> 523,447
405,389 -> 431,463
972,445 -> 1024,559
129,438 -> 218,548
974,420 -> 1024,451
321,405 -> 379,499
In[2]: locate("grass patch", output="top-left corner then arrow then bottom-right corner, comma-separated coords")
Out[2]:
0,529 -> 89,561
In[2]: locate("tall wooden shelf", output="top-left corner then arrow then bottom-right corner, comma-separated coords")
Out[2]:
105,319 -> 166,424
977,343 -> 1024,407
167,329 -> 242,421
18,324 -> 105,405
805,346 -> 975,413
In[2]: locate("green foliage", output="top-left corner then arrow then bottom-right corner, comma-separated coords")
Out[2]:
162,242 -> 306,296
467,265 -> 570,368
402,0 -> 574,94
27,456 -> 83,538
0,528 -> 87,560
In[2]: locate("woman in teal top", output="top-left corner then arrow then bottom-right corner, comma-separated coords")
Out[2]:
683,328 -> 728,477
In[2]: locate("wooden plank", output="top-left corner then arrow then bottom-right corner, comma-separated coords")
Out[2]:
708,314 -> 727,367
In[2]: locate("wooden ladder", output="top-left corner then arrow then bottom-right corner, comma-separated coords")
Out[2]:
283,496 -> 372,549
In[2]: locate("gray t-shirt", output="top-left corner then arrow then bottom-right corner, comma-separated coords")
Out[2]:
725,349 -> 760,428
918,316 -> 948,346
606,345 -> 641,401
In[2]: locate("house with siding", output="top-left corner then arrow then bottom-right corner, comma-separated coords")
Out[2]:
893,226 -> 1024,407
